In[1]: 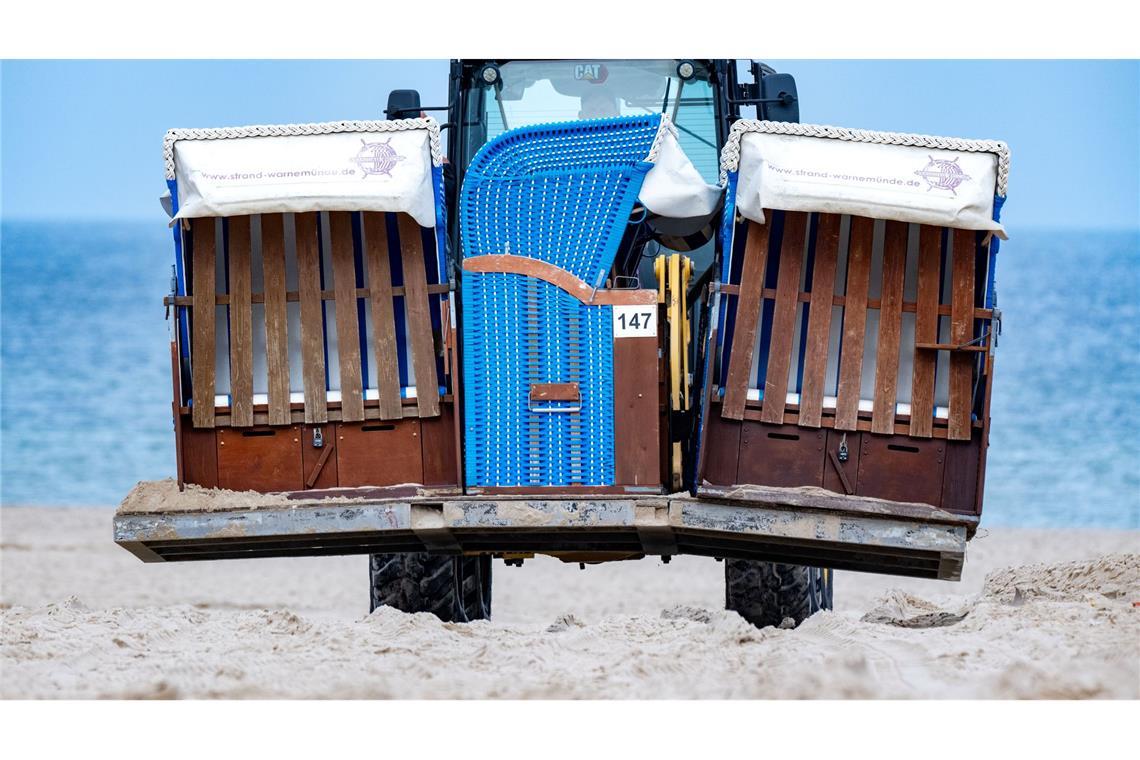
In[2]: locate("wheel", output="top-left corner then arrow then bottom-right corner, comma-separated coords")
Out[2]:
724,560 -> 833,629
369,553 -> 492,622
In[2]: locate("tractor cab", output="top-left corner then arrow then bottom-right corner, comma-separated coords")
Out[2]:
437,59 -> 794,285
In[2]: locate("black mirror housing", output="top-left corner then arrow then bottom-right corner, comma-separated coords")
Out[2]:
759,73 -> 799,123
386,89 -> 422,120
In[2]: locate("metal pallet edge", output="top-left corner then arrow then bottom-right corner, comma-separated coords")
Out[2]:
114,488 -> 969,580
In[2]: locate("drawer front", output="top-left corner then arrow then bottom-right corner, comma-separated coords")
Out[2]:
217,426 -> 303,492
336,420 -> 423,488
858,435 -> 945,507
737,422 -> 826,488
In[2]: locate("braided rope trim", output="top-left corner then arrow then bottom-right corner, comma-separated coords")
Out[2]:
720,120 -> 1010,196
645,113 -> 675,163
163,118 -> 443,180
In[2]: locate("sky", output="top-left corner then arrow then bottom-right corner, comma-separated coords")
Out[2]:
1,59 -> 1137,230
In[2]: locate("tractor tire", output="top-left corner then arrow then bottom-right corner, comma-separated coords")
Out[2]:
369,553 -> 492,622
725,560 -> 833,629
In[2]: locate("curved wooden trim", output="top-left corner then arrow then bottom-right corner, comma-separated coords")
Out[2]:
462,254 -> 657,305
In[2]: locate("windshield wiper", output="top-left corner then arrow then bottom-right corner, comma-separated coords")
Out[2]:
670,79 -> 684,124
493,84 -> 509,132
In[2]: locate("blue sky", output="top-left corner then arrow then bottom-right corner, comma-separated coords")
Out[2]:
2,59 -> 1137,229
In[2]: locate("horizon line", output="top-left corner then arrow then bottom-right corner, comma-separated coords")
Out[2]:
3,215 -> 1138,234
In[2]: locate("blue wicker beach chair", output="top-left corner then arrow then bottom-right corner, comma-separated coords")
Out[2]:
460,115 -> 669,488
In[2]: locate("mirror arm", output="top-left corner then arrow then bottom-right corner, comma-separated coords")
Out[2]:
724,91 -> 798,107
384,104 -> 453,118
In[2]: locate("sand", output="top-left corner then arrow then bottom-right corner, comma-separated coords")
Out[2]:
115,478 -> 446,514
116,479 -> 293,514
1,506 -> 1137,699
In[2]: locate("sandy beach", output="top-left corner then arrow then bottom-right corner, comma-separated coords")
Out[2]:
1,506 -> 1136,699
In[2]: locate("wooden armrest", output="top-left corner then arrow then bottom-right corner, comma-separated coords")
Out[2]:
463,254 -> 656,305
915,343 -> 988,353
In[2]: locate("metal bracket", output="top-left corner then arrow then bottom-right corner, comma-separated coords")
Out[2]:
166,265 -> 176,321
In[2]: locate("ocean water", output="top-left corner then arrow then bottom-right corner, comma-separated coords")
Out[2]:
1,221 -> 1137,528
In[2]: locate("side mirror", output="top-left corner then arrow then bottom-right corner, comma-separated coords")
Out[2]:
385,89 -> 422,120
759,73 -> 799,123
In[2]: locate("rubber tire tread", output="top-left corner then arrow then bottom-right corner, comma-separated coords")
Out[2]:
725,560 -> 833,629
369,553 -> 492,622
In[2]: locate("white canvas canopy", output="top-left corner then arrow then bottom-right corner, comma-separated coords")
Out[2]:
723,121 -> 1009,239
640,124 -> 722,219
164,119 -> 443,228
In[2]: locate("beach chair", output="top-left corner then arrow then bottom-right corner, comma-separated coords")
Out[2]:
164,119 -> 460,493
698,121 -> 1008,516
459,114 -> 717,491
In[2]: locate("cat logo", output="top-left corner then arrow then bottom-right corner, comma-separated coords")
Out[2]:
573,63 -> 609,84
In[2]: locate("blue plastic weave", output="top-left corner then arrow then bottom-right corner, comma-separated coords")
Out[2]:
460,115 -> 662,487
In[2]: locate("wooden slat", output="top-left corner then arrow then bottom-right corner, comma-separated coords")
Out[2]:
948,229 -> 977,440
261,214 -> 291,426
167,283 -> 449,307
190,217 -> 216,429
295,212 -> 327,424
362,212 -> 403,420
761,211 -> 807,424
797,213 -> 841,428
720,219 -> 770,420
227,216 -> 254,427
706,287 -> 992,319
329,212 -> 364,422
870,221 -> 907,434
397,214 -> 441,418
835,216 -> 874,431
909,225 -> 942,438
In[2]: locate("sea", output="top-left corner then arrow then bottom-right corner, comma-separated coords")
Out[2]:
1,221 -> 1137,529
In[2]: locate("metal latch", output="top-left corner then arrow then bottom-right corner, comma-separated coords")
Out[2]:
312,427 -> 324,449
837,433 -> 849,463
166,265 -> 176,320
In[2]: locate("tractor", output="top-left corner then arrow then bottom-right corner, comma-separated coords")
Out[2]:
117,59 -> 1005,629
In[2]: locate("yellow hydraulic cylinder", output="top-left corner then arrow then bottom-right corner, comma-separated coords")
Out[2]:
654,253 -> 693,490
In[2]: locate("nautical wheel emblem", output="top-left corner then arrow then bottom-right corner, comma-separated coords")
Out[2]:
352,137 -> 404,178
914,155 -> 971,195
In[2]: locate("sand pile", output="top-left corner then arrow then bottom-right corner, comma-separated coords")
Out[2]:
2,507 -> 1137,698
983,553 -> 1138,602
115,478 -> 452,515
116,479 -> 292,515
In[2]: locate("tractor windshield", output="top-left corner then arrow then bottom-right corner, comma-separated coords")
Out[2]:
461,60 -> 721,184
